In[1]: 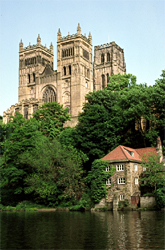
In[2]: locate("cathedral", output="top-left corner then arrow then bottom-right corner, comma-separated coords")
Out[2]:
3,24 -> 126,126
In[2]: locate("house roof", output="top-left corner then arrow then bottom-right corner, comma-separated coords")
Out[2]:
102,145 -> 157,162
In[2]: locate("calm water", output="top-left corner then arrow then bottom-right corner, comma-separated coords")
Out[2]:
1,210 -> 165,250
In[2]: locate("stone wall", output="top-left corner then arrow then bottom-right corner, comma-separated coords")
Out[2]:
140,196 -> 156,208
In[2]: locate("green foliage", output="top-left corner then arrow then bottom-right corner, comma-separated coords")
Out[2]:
1,113 -> 43,205
87,159 -> 115,203
33,102 -> 70,139
140,154 -> 165,191
68,72 -> 165,168
155,188 -> 165,209
19,138 -> 86,206
140,153 -> 165,208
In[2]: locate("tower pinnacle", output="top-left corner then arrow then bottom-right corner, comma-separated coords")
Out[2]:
77,23 -> 81,35
37,34 -> 41,46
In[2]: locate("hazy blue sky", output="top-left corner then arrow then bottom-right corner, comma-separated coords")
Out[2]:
0,0 -> 164,116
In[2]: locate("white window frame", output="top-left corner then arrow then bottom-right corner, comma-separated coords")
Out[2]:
116,164 -> 124,171
105,166 -> 110,171
106,178 -> 111,185
134,164 -> 138,171
118,177 -> 125,184
135,178 -> 138,185
120,194 -> 124,200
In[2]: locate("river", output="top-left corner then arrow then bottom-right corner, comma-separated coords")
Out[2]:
1,210 -> 165,249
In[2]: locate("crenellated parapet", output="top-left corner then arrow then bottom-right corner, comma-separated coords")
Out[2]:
19,34 -> 53,55
57,24 -> 92,45
95,41 -> 124,52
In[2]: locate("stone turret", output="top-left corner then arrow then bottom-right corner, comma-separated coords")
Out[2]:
19,39 -> 23,51
50,42 -> 53,54
77,23 -> 81,36
57,28 -> 61,42
88,31 -> 92,45
37,34 -> 41,46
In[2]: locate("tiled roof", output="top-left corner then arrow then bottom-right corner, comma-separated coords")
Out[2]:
102,145 -> 157,162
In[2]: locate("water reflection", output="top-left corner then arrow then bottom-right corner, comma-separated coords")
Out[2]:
1,211 -> 165,249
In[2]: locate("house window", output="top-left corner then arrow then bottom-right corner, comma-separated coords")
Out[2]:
116,164 -> 124,171
124,148 -> 134,157
120,194 -> 124,200
134,164 -> 138,171
135,178 -> 138,185
105,166 -> 110,171
106,178 -> 111,185
118,178 -> 125,184
143,167 -> 146,171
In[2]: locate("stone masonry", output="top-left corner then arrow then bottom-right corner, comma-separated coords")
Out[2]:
3,24 -> 126,125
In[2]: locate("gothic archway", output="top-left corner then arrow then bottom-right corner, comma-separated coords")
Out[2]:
43,86 -> 56,103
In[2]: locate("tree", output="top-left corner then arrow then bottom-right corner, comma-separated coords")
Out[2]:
140,154 -> 165,191
140,153 -> 165,208
1,113 -> 43,205
20,138 -> 87,206
72,72 -> 165,168
33,102 -> 70,139
87,159 -> 115,203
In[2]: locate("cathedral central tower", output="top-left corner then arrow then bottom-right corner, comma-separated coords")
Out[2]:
57,24 -> 93,121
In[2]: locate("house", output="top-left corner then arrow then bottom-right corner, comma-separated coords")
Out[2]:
102,139 -> 162,208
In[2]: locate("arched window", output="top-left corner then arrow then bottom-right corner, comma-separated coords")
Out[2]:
101,54 -> 104,64
28,74 -> 30,83
43,86 -> 56,103
87,69 -> 89,78
69,65 -> 71,75
107,52 -> 110,62
24,106 -> 28,119
66,106 -> 70,114
102,74 -> 105,89
107,73 -> 109,83
33,73 -> 35,82
33,104 -> 38,113
63,66 -> 66,76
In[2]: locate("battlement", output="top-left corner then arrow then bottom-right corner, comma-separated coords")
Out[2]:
19,35 -> 53,55
59,33 -> 91,44
95,41 -> 123,52
20,44 -> 53,54
57,24 -> 92,45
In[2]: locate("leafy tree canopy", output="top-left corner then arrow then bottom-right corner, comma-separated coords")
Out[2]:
33,102 -> 70,139
20,138 -> 87,206
66,72 -> 165,167
1,113 -> 43,205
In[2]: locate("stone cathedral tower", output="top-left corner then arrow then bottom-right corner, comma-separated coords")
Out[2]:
3,24 -> 126,126
57,24 -> 93,122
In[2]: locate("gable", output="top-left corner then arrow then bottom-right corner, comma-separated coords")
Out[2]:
40,63 -> 54,76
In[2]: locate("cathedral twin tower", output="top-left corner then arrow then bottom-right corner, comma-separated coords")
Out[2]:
3,24 -> 126,126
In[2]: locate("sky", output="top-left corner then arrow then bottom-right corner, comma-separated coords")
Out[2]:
0,0 -> 165,116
